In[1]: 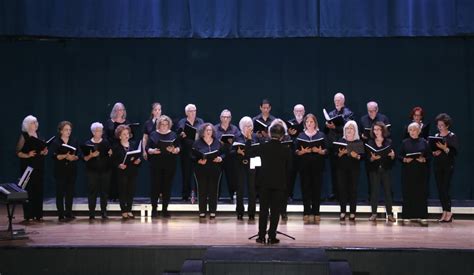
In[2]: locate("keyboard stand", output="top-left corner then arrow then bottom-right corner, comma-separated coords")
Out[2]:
0,201 -> 28,241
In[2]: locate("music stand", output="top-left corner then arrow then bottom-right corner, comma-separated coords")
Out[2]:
0,167 -> 33,241
248,230 -> 295,243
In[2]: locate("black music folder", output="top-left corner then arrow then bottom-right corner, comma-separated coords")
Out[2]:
364,143 -> 391,157
323,109 -> 344,127
428,136 -> 445,151
122,142 -> 142,164
184,124 -> 197,140
80,144 -> 96,156
220,134 -> 235,144
253,119 -> 268,133
296,137 -> 325,149
193,149 -> 220,161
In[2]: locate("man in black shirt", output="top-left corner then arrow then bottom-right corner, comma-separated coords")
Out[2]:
254,123 -> 292,244
252,99 -> 275,139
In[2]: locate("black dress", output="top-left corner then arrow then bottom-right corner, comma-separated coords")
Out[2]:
296,131 -> 327,216
147,131 -> 179,214
399,137 -> 430,219
16,132 -> 47,220
104,119 -> 130,200
432,131 -> 459,212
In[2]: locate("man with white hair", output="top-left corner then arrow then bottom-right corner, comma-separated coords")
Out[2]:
360,101 -> 391,141
324,92 -> 355,201
214,109 -> 240,201
282,104 -> 305,220
176,104 -> 205,201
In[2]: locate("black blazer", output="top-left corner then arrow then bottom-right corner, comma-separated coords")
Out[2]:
253,139 -> 292,190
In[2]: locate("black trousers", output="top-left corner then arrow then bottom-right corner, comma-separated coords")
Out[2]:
195,166 -> 221,214
180,149 -> 194,199
258,187 -> 286,239
109,169 -> 119,200
219,156 -> 237,199
55,173 -> 76,217
23,170 -> 44,219
329,152 -> 339,198
288,157 -> 300,199
337,166 -> 359,214
150,166 -> 176,212
281,157 -> 300,215
117,172 -> 137,213
369,167 -> 393,215
235,164 -> 257,216
87,170 -> 111,215
435,165 -> 454,212
300,163 -> 323,215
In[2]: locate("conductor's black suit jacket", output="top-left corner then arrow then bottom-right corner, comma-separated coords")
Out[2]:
253,139 -> 292,190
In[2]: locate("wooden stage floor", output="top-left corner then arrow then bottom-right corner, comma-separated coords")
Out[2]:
1,210 -> 473,250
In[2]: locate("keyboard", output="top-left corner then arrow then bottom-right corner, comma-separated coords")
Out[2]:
0,183 -> 28,201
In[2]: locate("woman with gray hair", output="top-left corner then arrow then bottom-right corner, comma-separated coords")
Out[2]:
335,120 -> 364,221
399,122 -> 430,223
104,102 -> 130,201
232,116 -> 260,220
83,122 -> 113,219
16,115 -> 49,222
192,123 -> 224,219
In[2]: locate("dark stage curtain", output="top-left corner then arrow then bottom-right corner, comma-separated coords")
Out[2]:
1,38 -> 473,200
0,0 -> 473,38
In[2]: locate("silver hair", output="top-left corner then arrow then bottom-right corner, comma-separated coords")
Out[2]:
185,104 -> 196,113
367,101 -> 379,110
90,122 -> 104,133
343,120 -> 360,140
110,102 -> 127,120
220,109 -> 232,117
269,118 -> 288,135
21,115 -> 38,132
334,92 -> 345,102
293,104 -> 305,111
239,116 -> 253,132
408,122 -> 421,131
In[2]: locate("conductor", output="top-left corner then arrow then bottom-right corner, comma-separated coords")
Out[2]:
254,123 -> 292,244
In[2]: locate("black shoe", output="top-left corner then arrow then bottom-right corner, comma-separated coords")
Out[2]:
249,215 -> 255,221
58,216 -> 65,221
89,215 -> 95,220
65,214 -> 76,220
35,217 -> 44,222
101,213 -> 108,219
281,214 -> 288,221
256,237 -> 266,244
267,238 -> 280,245
151,210 -> 158,218
162,211 -> 171,218
237,214 -> 243,220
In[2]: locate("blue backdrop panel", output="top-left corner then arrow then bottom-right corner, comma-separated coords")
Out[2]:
1,0 -> 473,38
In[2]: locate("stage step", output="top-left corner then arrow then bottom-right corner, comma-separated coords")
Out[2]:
180,259 -> 204,275
329,261 -> 352,275
202,246 -> 331,275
